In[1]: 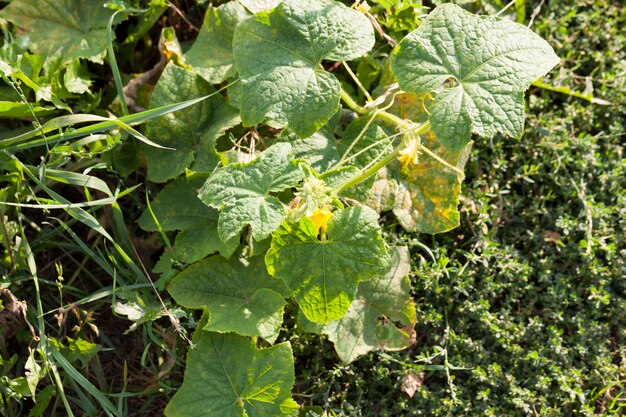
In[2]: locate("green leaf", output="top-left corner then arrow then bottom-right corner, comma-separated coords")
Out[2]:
63,59 -> 92,94
233,0 -> 375,137
368,129 -> 471,234
240,0 -> 281,14
168,255 -> 290,343
278,111 -> 340,172
199,143 -> 304,242
49,337 -> 100,368
184,2 -> 250,83
24,349 -> 46,397
300,246 -> 416,363
391,3 -> 559,151
137,177 -> 239,261
143,62 -> 241,183
1,0 -> 118,64
28,384 -> 55,417
336,118 -> 393,201
164,330 -> 296,417
266,207 -> 391,323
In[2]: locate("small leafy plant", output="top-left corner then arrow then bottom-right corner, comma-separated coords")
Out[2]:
128,1 -> 560,415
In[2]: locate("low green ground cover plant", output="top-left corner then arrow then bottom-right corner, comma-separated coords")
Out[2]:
0,0 -> 623,416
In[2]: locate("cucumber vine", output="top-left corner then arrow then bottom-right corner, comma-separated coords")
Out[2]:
134,1 -> 560,415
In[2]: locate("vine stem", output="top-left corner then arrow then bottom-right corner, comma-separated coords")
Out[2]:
333,121 -> 431,195
334,146 -> 399,195
340,88 -> 408,128
336,88 -> 465,193
340,87 -> 367,114
342,61 -> 372,102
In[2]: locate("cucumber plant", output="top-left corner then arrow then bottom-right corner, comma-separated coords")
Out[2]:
136,1 -> 559,415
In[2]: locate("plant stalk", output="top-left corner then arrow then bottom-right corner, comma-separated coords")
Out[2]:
334,121 -> 431,195
340,88 -> 409,129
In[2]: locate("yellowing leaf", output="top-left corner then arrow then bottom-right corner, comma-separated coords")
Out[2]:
369,132 -> 471,234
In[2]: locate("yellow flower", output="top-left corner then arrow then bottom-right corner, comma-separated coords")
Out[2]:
397,137 -> 421,172
309,208 -> 333,233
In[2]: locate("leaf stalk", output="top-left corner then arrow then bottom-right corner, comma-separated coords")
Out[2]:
333,121 -> 431,195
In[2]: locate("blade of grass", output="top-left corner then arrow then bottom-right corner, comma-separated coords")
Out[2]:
49,344 -> 121,417
0,80 -> 239,151
107,10 -> 129,116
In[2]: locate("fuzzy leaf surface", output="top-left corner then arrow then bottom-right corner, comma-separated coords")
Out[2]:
1,0 -> 116,64
184,2 -> 249,83
302,246 -> 416,363
144,63 -> 240,183
233,0 -> 374,137
167,256 -> 289,342
391,3 -> 559,151
199,143 -> 304,242
278,111 -> 340,172
164,330 -> 296,417
137,177 -> 238,261
240,0 -> 281,13
266,207 -> 391,323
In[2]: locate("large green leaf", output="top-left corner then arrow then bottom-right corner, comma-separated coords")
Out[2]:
137,177 -> 239,262
184,2 -> 249,83
232,0 -> 375,137
390,3 -> 559,151
266,207 -> 391,323
277,111 -> 341,173
199,143 -> 304,242
167,255 -> 290,343
144,63 -> 241,183
368,128 -> 471,234
300,246 -> 416,363
1,0 -> 116,64
164,329 -> 297,417
240,0 -> 281,13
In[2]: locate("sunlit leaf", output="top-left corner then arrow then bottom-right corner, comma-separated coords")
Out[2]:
299,246 -> 416,363
168,255 -> 290,343
184,2 -> 250,83
233,0 -> 375,137
199,143 -> 304,242
391,3 -> 559,151
165,329 -> 296,417
1,0 -> 119,64
266,207 -> 391,323
240,0 -> 281,14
